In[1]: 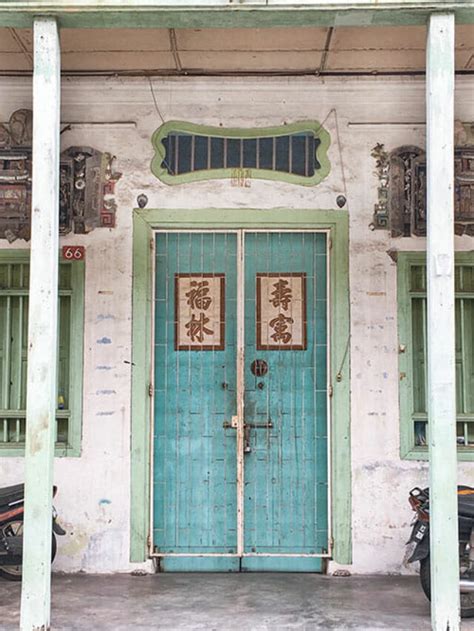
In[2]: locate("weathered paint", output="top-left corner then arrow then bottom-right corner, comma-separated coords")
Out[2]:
242,231 -> 328,570
152,231 -> 328,571
20,17 -> 60,631
132,210 -> 350,566
0,75 -> 471,577
397,251 -> 474,462
426,13 -> 460,629
0,2 -> 473,29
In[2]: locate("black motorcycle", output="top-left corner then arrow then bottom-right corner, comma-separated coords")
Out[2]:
0,483 -> 65,581
406,486 -> 474,618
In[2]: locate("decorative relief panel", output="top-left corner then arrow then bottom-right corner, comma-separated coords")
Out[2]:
371,140 -> 474,237
0,109 -> 33,242
60,146 -> 121,234
175,274 -> 225,351
0,109 -> 121,242
256,273 -> 307,351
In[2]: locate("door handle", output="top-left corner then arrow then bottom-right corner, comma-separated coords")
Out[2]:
244,421 -> 273,429
222,419 -> 273,455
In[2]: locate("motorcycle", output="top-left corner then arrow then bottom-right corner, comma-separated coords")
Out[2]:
406,486 -> 474,618
0,483 -> 65,581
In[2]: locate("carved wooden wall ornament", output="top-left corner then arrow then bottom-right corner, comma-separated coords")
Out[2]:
60,147 -> 121,235
371,140 -> 474,237
0,109 -> 121,242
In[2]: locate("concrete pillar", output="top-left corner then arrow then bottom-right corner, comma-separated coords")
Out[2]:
426,12 -> 460,631
20,16 -> 61,631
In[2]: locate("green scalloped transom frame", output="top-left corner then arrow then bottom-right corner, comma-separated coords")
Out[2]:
151,120 -> 331,187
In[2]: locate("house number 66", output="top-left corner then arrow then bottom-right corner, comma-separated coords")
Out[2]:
62,246 -> 85,261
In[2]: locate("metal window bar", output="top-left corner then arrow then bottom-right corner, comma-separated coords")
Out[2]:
304,136 -> 309,177
190,135 -> 195,173
289,136 -> 293,175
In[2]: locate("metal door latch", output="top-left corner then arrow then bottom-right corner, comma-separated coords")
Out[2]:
222,418 -> 273,454
222,415 -> 239,429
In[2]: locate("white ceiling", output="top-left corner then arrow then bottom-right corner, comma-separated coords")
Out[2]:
0,26 -> 472,73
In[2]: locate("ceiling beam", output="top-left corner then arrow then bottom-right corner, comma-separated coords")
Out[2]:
0,3 -> 473,29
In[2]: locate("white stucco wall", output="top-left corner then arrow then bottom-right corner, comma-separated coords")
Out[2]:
0,75 -> 473,574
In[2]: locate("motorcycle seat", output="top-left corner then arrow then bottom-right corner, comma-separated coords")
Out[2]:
0,483 -> 24,507
458,487 -> 474,518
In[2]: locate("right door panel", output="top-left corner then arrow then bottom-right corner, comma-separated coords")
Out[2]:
242,232 -> 328,571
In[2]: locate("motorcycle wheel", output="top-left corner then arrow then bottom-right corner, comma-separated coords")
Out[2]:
420,555 -> 474,618
0,519 -> 57,582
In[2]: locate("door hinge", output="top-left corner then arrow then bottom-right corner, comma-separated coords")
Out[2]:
150,237 -> 154,251
330,536 -> 335,550
148,383 -> 154,397
328,384 -> 333,398
328,236 -> 333,250
147,533 -> 152,549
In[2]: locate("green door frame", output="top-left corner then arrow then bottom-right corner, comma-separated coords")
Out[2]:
131,207 -> 351,565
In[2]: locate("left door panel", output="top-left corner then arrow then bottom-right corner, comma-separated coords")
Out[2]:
154,232 -> 239,570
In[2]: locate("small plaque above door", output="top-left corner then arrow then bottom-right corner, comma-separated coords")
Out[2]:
175,273 -> 225,351
256,273 -> 307,351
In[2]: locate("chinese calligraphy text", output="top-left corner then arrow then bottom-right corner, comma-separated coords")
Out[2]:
256,273 -> 307,350
175,274 -> 225,350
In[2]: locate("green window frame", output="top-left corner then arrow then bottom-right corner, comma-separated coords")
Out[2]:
398,251 -> 474,460
0,251 -> 84,457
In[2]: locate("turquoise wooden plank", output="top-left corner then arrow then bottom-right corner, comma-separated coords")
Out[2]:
161,557 -> 240,572
242,557 -> 322,572
242,232 -> 327,571
154,232 -> 238,568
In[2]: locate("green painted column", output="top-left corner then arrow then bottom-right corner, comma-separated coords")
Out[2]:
20,17 -> 60,631
426,12 -> 460,631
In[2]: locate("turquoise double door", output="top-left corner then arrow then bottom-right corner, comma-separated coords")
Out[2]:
154,231 -> 328,571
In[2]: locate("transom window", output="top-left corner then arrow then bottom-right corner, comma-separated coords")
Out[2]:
398,252 -> 474,459
0,254 -> 84,456
151,121 -> 331,187
162,132 -> 321,177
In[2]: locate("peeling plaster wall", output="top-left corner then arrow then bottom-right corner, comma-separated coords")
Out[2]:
0,75 -> 473,574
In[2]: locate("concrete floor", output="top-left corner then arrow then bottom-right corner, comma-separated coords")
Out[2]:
1,573 -> 474,630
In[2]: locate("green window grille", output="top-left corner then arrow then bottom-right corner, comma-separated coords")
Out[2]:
0,254 -> 84,456
398,252 -> 474,459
